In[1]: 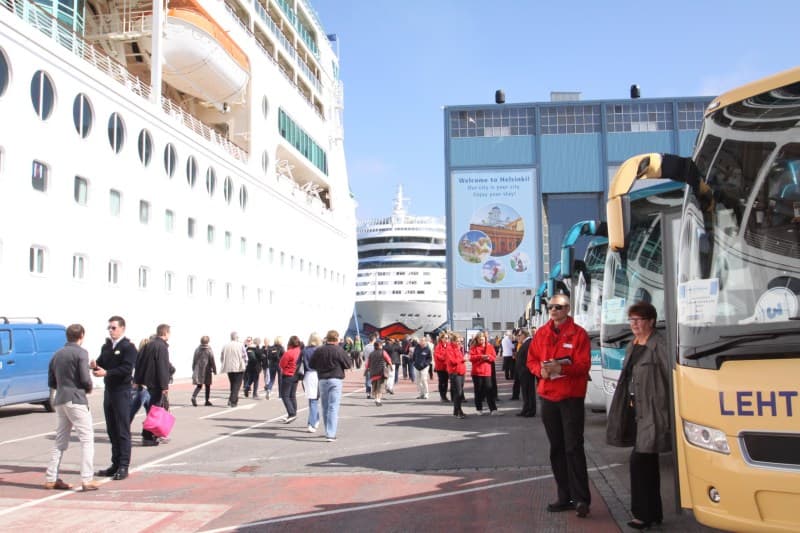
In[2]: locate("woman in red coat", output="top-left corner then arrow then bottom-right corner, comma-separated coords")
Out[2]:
469,332 -> 497,414
433,332 -> 451,402
278,335 -> 302,423
446,332 -> 467,418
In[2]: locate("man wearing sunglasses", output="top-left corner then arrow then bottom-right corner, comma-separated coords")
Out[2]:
527,294 -> 592,519
91,315 -> 137,481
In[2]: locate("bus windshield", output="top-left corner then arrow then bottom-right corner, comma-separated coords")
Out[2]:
677,132 -> 800,362
573,240 -> 606,333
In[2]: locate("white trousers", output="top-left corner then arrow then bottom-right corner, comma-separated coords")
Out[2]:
46,401 -> 94,482
416,366 -> 430,397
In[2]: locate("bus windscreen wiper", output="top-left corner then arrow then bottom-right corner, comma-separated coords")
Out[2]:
685,328 -> 800,359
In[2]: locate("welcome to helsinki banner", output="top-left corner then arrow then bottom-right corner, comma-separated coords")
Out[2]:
450,168 -> 537,289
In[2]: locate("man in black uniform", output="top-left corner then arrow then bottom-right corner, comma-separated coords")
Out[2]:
92,315 -> 137,481
133,323 -> 172,446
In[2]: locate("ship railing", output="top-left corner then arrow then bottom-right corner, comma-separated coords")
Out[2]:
1,0 -> 249,162
83,9 -> 152,39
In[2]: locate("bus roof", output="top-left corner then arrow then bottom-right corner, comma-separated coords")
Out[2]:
707,66 -> 800,116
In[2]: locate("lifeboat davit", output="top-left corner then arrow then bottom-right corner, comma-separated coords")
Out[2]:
142,2 -> 250,105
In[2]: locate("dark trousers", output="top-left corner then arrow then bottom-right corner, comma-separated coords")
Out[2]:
104,388 -> 132,469
243,368 -> 260,395
541,396 -> 591,506
436,370 -> 449,400
490,361 -> 499,399
450,374 -> 465,415
472,375 -> 497,411
227,371 -> 244,406
192,384 -> 210,403
519,370 -> 537,415
281,376 -> 298,416
630,451 -> 663,523
503,357 -> 514,379
511,374 -> 521,399
142,388 -> 163,442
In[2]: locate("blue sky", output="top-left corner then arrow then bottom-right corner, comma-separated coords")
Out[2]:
311,0 -> 798,220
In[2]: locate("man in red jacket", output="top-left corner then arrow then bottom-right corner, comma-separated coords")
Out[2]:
527,294 -> 591,518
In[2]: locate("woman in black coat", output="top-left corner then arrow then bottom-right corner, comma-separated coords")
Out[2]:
191,336 -> 216,406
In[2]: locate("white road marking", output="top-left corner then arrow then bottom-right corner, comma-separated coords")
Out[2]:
198,403 -> 257,420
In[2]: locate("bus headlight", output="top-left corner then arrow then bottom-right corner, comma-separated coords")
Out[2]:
682,420 -> 730,454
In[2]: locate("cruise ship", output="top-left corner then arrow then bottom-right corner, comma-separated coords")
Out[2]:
0,0 -> 356,376
351,186 -> 447,340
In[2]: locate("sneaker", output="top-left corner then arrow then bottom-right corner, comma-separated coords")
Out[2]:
44,478 -> 73,490
423,395 -> 429,399
456,413 -> 466,419
375,400 -> 382,406
489,410 -> 501,416
313,421 -> 320,429
477,410 -> 486,416
326,437 -> 336,442
307,425 -> 316,433
285,416 -> 297,424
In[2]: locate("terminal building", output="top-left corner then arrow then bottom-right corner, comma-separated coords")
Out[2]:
443,89 -> 713,334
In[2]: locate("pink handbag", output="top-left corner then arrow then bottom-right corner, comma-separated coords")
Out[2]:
143,405 -> 176,438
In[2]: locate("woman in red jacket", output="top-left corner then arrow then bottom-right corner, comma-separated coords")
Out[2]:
433,332 -> 450,402
446,332 -> 467,418
469,332 -> 497,414
278,335 -> 302,423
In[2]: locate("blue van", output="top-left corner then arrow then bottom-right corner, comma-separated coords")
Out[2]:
0,318 -> 66,411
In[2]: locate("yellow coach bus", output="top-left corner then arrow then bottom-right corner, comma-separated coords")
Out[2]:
607,67 -> 800,531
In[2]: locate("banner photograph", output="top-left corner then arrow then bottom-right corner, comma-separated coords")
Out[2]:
450,168 -> 538,289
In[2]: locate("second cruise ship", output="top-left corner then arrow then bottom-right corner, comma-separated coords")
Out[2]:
352,186 -> 447,339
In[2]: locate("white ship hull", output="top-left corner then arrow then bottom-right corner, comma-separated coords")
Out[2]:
354,299 -> 447,338
0,0 -> 356,378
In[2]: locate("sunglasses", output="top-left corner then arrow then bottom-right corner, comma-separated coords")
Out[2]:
547,304 -> 566,311
107,325 -> 118,331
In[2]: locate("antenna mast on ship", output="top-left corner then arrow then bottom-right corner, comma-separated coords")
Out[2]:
391,185 -> 409,224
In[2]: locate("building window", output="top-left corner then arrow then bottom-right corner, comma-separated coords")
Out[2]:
449,107 -> 535,138
678,101 -> 707,130
138,266 -> 150,289
187,217 -> 196,238
139,200 -> 150,224
107,112 -> 126,153
505,322 -> 515,330
491,289 -> 500,299
74,176 -> 88,205
206,279 -> 214,297
606,102 -> 674,132
109,189 -> 121,216
107,260 -> 120,286
32,160 -> 48,192
223,177 -> 233,204
240,237 -> 247,255
492,321 -> 501,331
31,70 -> 55,120
187,275 -> 196,296
164,271 -> 174,292
29,245 -> 45,274
525,289 -> 532,296
165,209 -> 174,232
224,231 -> 231,250
472,289 -> 481,299
138,129 -> 153,166
540,105 -> 601,135
73,93 -> 93,138
186,156 -> 197,187
207,224 -> 215,244
72,254 -> 86,280
164,144 -> 177,178
206,167 -> 216,196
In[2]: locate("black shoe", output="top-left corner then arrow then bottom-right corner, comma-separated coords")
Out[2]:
626,519 -> 651,529
191,397 -> 197,407
575,501 -> 589,518
112,468 -> 129,480
244,390 -> 250,397
546,501 -> 574,513
515,412 -> 525,417
510,396 -> 520,400
96,465 -> 117,477
142,439 -> 159,447
205,401 -> 213,406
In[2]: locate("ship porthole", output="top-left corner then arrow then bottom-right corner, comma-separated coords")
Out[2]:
0,47 -> 8,98
31,70 -> 55,121
107,112 -> 125,154
223,176 -> 233,204
186,155 -> 197,188
138,129 -> 153,166
261,150 -> 269,176
239,185 -> 248,211
262,95 -> 269,119
206,167 -> 217,196
163,143 -> 177,178
73,93 -> 93,138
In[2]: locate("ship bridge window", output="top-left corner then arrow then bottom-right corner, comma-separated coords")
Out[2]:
0,48 -> 8,97
31,160 -> 48,192
164,144 -> 177,178
73,94 -> 93,138
239,185 -> 248,210
206,167 -> 216,196
74,176 -> 88,205
137,129 -> 152,166
223,177 -> 233,204
107,112 -> 125,153
31,70 -> 55,121
186,156 -> 197,188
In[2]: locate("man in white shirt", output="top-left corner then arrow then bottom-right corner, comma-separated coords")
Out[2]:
501,330 -> 515,380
